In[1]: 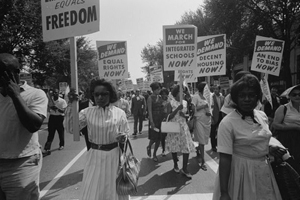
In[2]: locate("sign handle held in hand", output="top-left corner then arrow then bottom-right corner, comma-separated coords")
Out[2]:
70,37 -> 80,141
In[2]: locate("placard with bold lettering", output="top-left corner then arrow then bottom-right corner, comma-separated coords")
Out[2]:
97,41 -> 128,80
136,78 -> 144,90
174,70 -> 197,83
163,25 -> 197,71
41,0 -> 100,42
125,79 -> 133,90
196,34 -> 226,77
251,36 -> 284,76
149,65 -> 164,83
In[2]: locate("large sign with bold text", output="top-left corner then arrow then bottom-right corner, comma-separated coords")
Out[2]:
251,36 -> 284,76
41,0 -> 100,42
149,65 -> 164,83
163,25 -> 197,71
196,34 -> 226,77
97,41 -> 128,80
174,70 -> 197,83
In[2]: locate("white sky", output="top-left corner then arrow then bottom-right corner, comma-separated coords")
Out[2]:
86,0 -> 204,84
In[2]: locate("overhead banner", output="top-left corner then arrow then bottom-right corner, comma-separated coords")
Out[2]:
136,78 -> 144,90
96,41 -> 128,80
174,70 -> 197,83
251,36 -> 284,76
149,65 -> 164,83
163,25 -> 198,71
125,79 -> 134,91
41,0 -> 100,42
196,34 -> 226,77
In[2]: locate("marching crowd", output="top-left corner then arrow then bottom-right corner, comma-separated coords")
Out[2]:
1,52 -> 300,200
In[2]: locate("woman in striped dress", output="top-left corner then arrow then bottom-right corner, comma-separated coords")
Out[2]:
67,79 -> 130,200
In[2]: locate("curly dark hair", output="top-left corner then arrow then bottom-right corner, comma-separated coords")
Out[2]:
230,74 -> 261,105
150,82 -> 162,91
160,87 -> 169,95
90,78 -> 118,103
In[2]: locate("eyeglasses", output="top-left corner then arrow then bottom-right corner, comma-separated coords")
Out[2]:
237,93 -> 258,100
93,92 -> 109,97
290,93 -> 300,97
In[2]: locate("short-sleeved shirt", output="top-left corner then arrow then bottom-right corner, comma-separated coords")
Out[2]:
0,82 -> 48,158
218,109 -> 271,158
49,97 -> 67,116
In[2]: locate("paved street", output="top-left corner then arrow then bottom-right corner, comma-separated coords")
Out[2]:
38,117 -> 219,200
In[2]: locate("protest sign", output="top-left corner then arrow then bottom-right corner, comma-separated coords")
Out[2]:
260,74 -> 273,109
203,84 -> 212,112
136,78 -> 144,90
97,41 -> 128,80
125,79 -> 134,91
59,82 -> 68,93
219,76 -> 230,89
196,34 -> 226,77
143,81 -> 151,91
251,36 -> 284,76
163,25 -> 197,71
149,65 -> 164,83
174,70 -> 197,83
41,0 -> 100,42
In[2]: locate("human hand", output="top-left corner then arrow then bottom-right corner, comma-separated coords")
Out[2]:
50,106 -> 58,111
179,111 -> 185,118
220,193 -> 231,200
150,122 -> 155,129
269,145 -> 287,160
0,71 -> 20,98
67,88 -> 79,103
116,133 -> 127,143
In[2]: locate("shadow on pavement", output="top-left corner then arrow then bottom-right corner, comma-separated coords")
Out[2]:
40,169 -> 83,198
135,169 -> 192,196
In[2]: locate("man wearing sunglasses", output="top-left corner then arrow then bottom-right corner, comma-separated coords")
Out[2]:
0,53 -> 48,200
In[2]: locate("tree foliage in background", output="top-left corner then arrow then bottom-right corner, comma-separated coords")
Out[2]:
141,0 -> 300,87
140,40 -> 174,87
0,0 -> 98,90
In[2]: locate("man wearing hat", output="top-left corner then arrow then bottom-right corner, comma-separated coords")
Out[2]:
0,53 -> 48,199
131,89 -> 146,136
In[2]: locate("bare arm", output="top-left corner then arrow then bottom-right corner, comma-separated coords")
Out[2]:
147,96 -> 153,125
273,105 -> 300,131
219,153 -> 232,199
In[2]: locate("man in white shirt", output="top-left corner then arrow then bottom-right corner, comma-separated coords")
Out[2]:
43,88 -> 67,155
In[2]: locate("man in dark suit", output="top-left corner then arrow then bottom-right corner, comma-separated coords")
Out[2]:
131,89 -> 146,136
210,85 -> 224,152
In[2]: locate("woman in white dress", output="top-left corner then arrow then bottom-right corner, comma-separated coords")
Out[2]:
213,74 -> 286,200
67,79 -> 130,200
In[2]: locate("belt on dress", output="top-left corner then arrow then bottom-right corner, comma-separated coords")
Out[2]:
90,142 -> 118,151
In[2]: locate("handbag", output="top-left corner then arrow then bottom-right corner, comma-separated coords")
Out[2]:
116,139 -> 141,195
271,158 -> 300,200
161,114 -> 181,133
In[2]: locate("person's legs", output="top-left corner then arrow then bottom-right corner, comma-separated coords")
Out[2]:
199,144 -> 207,171
0,153 -> 42,200
44,115 -> 56,151
133,114 -> 138,135
161,134 -> 166,154
210,124 -> 217,151
152,140 -> 160,161
147,140 -> 155,157
138,114 -> 143,133
171,152 -> 179,172
57,116 -> 65,149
